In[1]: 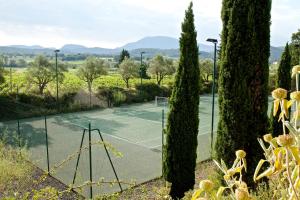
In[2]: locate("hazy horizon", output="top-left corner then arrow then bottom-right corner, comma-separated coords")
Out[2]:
0,0 -> 299,48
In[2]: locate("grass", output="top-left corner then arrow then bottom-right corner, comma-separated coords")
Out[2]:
0,138 -> 81,199
93,160 -> 276,200
0,141 -> 32,197
92,161 -> 217,200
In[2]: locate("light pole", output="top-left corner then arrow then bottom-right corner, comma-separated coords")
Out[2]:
54,49 -> 60,110
296,44 -> 300,64
206,38 -> 218,155
140,51 -> 145,85
10,66 -> 12,93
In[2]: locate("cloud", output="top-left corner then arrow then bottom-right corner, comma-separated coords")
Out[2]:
0,0 -> 298,48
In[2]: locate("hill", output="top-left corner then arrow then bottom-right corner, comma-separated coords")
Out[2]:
0,36 -> 283,61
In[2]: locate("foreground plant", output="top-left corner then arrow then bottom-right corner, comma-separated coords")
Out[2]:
192,65 -> 300,200
192,150 -> 251,200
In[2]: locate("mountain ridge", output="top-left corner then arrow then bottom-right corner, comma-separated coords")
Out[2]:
0,36 -> 284,61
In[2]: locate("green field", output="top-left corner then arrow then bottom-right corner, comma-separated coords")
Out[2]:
0,69 -> 174,95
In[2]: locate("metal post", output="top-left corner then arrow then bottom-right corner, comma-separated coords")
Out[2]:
88,123 -> 93,199
96,129 -> 123,191
211,42 -> 217,154
10,67 -> 12,93
72,129 -> 86,184
16,85 -> 19,101
17,119 -> 21,148
44,116 -> 50,173
162,109 -> 165,176
54,50 -> 60,111
140,52 -> 145,85
206,38 -> 218,157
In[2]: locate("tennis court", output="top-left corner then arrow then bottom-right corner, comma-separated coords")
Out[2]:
0,94 -> 227,197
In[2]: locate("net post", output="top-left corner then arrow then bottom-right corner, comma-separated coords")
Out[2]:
88,123 -> 93,199
44,116 -> 50,174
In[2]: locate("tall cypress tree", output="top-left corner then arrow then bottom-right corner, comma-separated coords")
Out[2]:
216,0 -> 271,185
118,49 -> 130,64
270,43 -> 291,136
163,2 -> 200,199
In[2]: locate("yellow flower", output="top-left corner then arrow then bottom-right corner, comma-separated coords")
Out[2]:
290,91 -> 300,101
293,111 -> 300,120
236,150 -> 246,159
199,180 -> 214,192
227,169 -> 236,176
235,188 -> 250,200
239,181 -> 248,189
277,134 -> 294,147
263,134 -> 273,143
292,65 -> 300,77
223,174 -> 231,181
272,88 -> 287,100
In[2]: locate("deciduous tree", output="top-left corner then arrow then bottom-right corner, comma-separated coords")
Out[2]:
77,56 -> 108,106
199,59 -> 213,82
119,57 -> 139,88
148,55 -> 176,85
26,55 -> 66,95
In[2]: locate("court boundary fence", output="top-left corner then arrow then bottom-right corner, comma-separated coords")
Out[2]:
72,122 -> 123,199
1,107 -> 167,198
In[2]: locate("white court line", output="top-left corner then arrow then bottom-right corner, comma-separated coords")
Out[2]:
136,136 -> 161,145
99,130 -> 154,150
150,144 -> 162,149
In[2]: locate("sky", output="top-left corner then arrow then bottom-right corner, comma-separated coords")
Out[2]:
0,0 -> 299,48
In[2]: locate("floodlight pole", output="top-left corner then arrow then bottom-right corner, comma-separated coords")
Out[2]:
296,44 -> 300,65
140,52 -> 145,85
54,50 -> 60,111
10,66 -> 12,93
206,38 -> 218,156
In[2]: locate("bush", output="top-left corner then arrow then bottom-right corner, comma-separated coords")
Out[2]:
135,83 -> 171,101
60,92 -> 77,107
112,90 -> 127,106
200,82 -> 212,94
97,84 -> 171,107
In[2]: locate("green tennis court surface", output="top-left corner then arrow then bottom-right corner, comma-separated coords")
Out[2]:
0,95 -> 272,197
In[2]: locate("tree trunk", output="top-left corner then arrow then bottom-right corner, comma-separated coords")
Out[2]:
125,79 -> 129,88
39,84 -> 45,95
88,82 -> 92,108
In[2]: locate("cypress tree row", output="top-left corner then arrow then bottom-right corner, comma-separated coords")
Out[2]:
163,2 -> 200,199
215,0 -> 271,185
270,43 -> 291,137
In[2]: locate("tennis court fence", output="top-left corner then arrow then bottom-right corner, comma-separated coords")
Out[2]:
0,99 -> 216,198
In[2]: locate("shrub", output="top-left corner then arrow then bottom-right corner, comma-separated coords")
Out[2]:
135,83 -> 170,101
